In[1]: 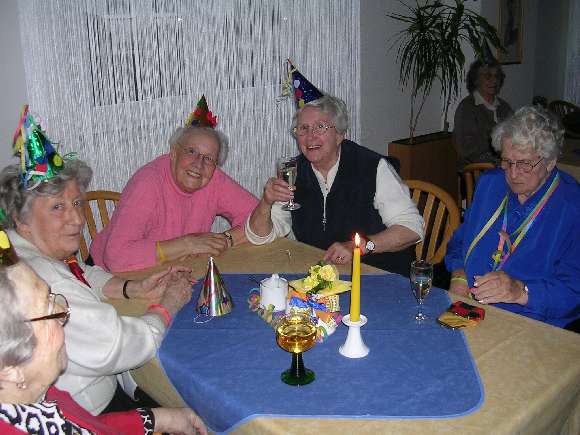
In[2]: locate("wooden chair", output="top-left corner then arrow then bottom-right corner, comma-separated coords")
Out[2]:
79,190 -> 121,262
406,180 -> 460,264
461,162 -> 495,209
548,100 -> 579,120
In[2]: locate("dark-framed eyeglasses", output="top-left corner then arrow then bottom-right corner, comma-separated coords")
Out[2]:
27,293 -> 70,326
292,122 -> 336,137
497,157 -> 543,174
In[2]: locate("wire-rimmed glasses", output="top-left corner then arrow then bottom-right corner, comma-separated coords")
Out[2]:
497,158 -> 543,173
292,122 -> 336,137
27,293 -> 70,326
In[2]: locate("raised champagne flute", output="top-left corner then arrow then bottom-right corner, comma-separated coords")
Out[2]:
410,260 -> 433,321
276,156 -> 301,211
275,311 -> 317,385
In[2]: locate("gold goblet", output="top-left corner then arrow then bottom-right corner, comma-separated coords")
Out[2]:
275,311 -> 317,386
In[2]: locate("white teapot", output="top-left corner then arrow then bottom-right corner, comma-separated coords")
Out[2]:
260,274 -> 288,312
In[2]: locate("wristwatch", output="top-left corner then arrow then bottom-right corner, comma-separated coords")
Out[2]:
364,239 -> 375,254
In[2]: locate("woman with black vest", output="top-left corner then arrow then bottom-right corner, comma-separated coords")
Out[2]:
245,95 -> 424,276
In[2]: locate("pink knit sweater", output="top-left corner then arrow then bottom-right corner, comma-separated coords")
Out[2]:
90,154 -> 258,272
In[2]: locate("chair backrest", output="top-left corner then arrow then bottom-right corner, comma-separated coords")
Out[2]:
405,180 -> 460,264
461,162 -> 495,209
548,100 -> 580,119
79,190 -> 121,261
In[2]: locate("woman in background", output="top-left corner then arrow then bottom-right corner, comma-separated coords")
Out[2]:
454,59 -> 512,169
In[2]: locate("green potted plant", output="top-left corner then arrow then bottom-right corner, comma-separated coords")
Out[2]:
388,0 -> 503,141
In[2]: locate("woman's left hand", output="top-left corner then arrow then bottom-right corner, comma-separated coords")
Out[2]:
472,271 -> 528,305
134,266 -> 193,299
323,241 -> 354,265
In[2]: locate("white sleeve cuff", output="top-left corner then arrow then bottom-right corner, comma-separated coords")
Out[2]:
375,159 -> 425,241
244,202 -> 292,245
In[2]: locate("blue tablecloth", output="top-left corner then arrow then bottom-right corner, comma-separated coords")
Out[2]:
158,273 -> 484,433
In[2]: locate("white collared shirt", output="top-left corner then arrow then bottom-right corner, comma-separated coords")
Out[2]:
473,90 -> 501,122
246,156 -> 424,244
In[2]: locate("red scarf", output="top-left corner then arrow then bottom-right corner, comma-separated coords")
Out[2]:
64,256 -> 91,288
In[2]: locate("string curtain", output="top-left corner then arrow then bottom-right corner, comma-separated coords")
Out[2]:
18,0 -> 360,231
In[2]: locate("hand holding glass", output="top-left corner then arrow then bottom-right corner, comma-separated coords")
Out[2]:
410,260 -> 433,321
275,311 -> 316,385
276,157 -> 301,211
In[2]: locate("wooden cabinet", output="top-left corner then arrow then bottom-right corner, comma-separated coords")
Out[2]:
388,132 -> 459,203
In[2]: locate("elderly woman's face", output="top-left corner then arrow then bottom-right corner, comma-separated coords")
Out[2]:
8,263 -> 67,398
17,180 -> 85,261
170,130 -> 219,193
295,107 -> 345,173
501,139 -> 556,201
476,66 -> 501,99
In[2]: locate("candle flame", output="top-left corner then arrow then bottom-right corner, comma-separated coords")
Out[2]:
354,233 -> 360,248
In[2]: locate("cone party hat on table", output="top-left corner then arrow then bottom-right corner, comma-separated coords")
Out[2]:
282,59 -> 324,108
196,257 -> 233,317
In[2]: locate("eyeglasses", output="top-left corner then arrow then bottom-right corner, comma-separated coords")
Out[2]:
498,157 -> 543,173
293,122 -> 336,137
180,146 -> 217,167
27,293 -> 70,326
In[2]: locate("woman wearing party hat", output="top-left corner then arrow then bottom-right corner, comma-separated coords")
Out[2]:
90,95 -> 258,272
0,106 -> 194,415
246,61 -> 424,276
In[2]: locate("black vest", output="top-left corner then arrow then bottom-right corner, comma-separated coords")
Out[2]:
291,140 -> 414,276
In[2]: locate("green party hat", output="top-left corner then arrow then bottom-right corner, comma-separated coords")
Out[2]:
12,105 -> 65,190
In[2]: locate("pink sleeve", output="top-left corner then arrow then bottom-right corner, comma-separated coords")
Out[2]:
101,172 -> 160,272
215,170 -> 259,227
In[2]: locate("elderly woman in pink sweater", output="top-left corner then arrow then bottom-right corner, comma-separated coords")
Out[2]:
91,101 -> 258,272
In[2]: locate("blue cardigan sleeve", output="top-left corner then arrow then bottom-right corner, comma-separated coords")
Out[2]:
524,221 -> 580,321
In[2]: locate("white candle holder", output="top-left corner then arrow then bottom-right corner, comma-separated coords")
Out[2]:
339,314 -> 370,358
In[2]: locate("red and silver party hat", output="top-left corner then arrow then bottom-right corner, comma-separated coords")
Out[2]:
196,257 -> 233,317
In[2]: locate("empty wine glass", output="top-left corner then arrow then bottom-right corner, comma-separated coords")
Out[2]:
276,157 -> 301,211
275,311 -> 317,385
410,260 -> 433,321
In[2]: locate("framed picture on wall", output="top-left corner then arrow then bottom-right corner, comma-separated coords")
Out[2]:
497,0 -> 523,64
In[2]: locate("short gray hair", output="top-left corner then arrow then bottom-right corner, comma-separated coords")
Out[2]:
291,95 -> 349,136
0,266 -> 36,370
168,126 -> 229,166
491,105 -> 564,160
0,159 -> 92,229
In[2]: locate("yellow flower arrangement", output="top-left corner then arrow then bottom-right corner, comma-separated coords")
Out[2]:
303,262 -> 338,294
